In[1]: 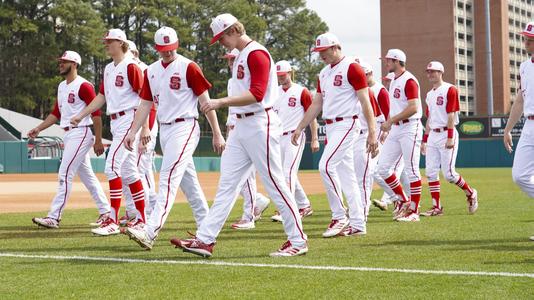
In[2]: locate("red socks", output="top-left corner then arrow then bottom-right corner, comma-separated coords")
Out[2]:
428,180 -> 441,208
109,177 -> 123,223
409,180 -> 422,213
385,174 -> 409,203
129,180 -> 146,223
455,176 -> 474,197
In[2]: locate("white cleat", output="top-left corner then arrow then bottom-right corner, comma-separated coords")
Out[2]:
269,241 -> 308,257
372,199 -> 388,211
119,214 -> 136,226
270,211 -> 283,222
338,226 -> 366,237
299,206 -> 314,218
125,226 -> 154,250
32,217 -> 59,229
90,212 -> 110,226
91,218 -> 120,236
253,194 -> 270,221
322,218 -> 349,238
231,219 -> 255,230
467,189 -> 478,214
396,211 -> 420,222
393,202 -> 411,220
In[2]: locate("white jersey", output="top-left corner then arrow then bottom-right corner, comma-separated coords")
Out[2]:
369,82 -> 387,123
357,89 -> 382,131
226,78 -> 237,126
318,56 -> 361,119
273,84 -> 306,132
57,76 -> 94,128
230,41 -> 278,114
103,57 -> 140,115
388,70 -> 422,119
519,58 -> 534,117
134,57 -> 148,72
146,56 -> 199,123
425,82 -> 459,129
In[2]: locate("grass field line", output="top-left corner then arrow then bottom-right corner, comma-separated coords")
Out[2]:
1,252 -> 534,279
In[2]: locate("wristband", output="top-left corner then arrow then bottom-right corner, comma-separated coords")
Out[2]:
447,128 -> 454,139
422,134 -> 429,143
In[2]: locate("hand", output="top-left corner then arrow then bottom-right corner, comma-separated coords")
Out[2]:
70,115 -> 82,127
380,120 -> 392,133
291,129 -> 303,146
140,127 -> 151,146
200,99 -> 223,114
366,131 -> 379,158
124,132 -> 136,151
379,130 -> 389,144
445,138 -> 454,149
421,142 -> 427,156
310,139 -> 320,153
503,131 -> 513,154
212,133 -> 226,155
138,140 -> 147,154
27,127 -> 40,139
93,139 -> 105,156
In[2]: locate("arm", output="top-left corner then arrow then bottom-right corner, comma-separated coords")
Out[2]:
309,118 -> 320,152
71,93 -> 106,125
123,100 -> 152,151
357,87 -> 379,157
198,91 -> 225,155
445,112 -> 456,149
504,92 -> 524,153
292,93 -> 323,146
91,116 -> 104,156
27,114 -> 59,139
421,114 -> 431,155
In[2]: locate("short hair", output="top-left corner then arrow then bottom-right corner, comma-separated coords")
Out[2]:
121,41 -> 129,53
227,21 -> 246,36
399,60 -> 405,67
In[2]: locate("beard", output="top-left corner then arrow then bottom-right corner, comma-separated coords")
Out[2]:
60,65 -> 72,76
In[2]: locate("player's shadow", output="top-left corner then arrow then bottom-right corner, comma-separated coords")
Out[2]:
372,238 -> 530,250
0,245 -> 145,253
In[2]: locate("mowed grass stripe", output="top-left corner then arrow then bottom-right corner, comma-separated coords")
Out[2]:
2,252 -> 534,279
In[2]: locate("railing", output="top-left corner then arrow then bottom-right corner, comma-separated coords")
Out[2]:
26,136 -> 64,159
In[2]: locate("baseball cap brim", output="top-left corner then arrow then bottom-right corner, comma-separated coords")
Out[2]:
312,45 -> 334,52
276,71 -> 291,75
155,42 -> 179,52
102,37 -> 126,42
521,31 -> 534,38
210,31 -> 226,46
57,57 -> 78,64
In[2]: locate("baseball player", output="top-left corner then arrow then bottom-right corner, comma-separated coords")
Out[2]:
269,60 -> 319,222
353,61 -> 388,218
31,50 -> 110,228
504,22 -> 534,241
120,26 -> 225,250
71,29 -> 148,235
171,13 -> 308,257
377,49 -> 423,222
223,49 -> 271,230
421,61 -> 478,216
292,33 -> 378,237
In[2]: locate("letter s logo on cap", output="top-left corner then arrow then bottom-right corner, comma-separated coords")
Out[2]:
316,39 -> 321,46
427,63 -> 432,69
527,24 -> 533,32
277,65 -> 281,71
163,36 -> 170,43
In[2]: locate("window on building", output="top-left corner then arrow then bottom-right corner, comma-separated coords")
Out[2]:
467,65 -> 473,71
466,34 -> 472,42
459,80 -> 466,86
466,50 -> 473,57
458,32 -> 465,39
509,32 -> 514,39
457,1 -> 463,9
467,81 -> 473,87
521,9 -> 526,16
516,20 -> 521,27
515,7 -> 520,13
458,17 -> 465,24
516,48 -> 522,54
466,19 -> 472,27
509,19 -> 514,25
460,95 -> 466,101
459,64 -> 466,70
465,3 -> 471,11
509,5 -> 513,11
459,48 -> 465,55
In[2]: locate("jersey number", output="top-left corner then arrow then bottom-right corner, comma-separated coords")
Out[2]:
288,97 -> 297,107
115,75 -> 124,87
67,93 -> 75,104
436,96 -> 444,106
393,88 -> 401,99
170,76 -> 181,90
237,65 -> 245,80
333,75 -> 343,86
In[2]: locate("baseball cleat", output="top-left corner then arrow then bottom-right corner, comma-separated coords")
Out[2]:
125,226 -> 153,250
32,217 -> 59,229
231,219 -> 255,230
90,212 -> 110,226
338,226 -> 366,237
393,202 -> 411,220
529,235 -> 534,242
271,211 -> 283,222
91,218 -> 120,236
421,206 -> 444,217
299,206 -> 314,218
253,194 -> 270,221
322,218 -> 349,238
372,199 -> 388,211
119,214 -> 136,226
467,189 -> 478,214
269,240 -> 308,257
396,211 -> 420,222
170,237 -> 214,258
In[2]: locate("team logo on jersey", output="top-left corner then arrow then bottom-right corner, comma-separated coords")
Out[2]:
333,75 -> 343,86
163,36 -> 170,43
67,93 -> 75,104
237,65 -> 245,79
393,88 -> 401,98
115,75 -> 124,87
170,76 -> 181,90
288,97 -> 297,107
436,96 -> 444,106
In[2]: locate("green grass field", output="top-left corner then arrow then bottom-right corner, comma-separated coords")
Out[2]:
1,168 -> 533,299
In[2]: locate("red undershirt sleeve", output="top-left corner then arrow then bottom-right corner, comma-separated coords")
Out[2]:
139,69 -> 153,101
79,82 -> 100,117
368,89 -> 381,117
186,62 -> 212,96
347,63 -> 368,91
98,77 -> 105,95
316,78 -> 322,93
127,63 -> 143,93
300,88 -> 313,111
247,50 -> 271,102
377,87 -> 390,120
405,79 -> 419,99
51,100 -> 61,119
446,86 -> 460,113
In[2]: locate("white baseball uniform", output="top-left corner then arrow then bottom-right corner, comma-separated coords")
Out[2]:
195,41 -> 307,247
317,56 -> 366,232
273,83 -> 312,209
140,55 -> 211,240
377,70 -> 423,212
512,57 -> 534,198
47,76 -> 110,220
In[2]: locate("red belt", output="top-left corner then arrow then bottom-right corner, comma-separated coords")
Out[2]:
283,130 -> 295,136
528,115 -> 534,120
63,125 -> 92,132
432,127 -> 448,133
110,111 -> 127,120
393,119 -> 411,125
160,118 -> 195,126
236,108 -> 272,119
324,115 -> 358,124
